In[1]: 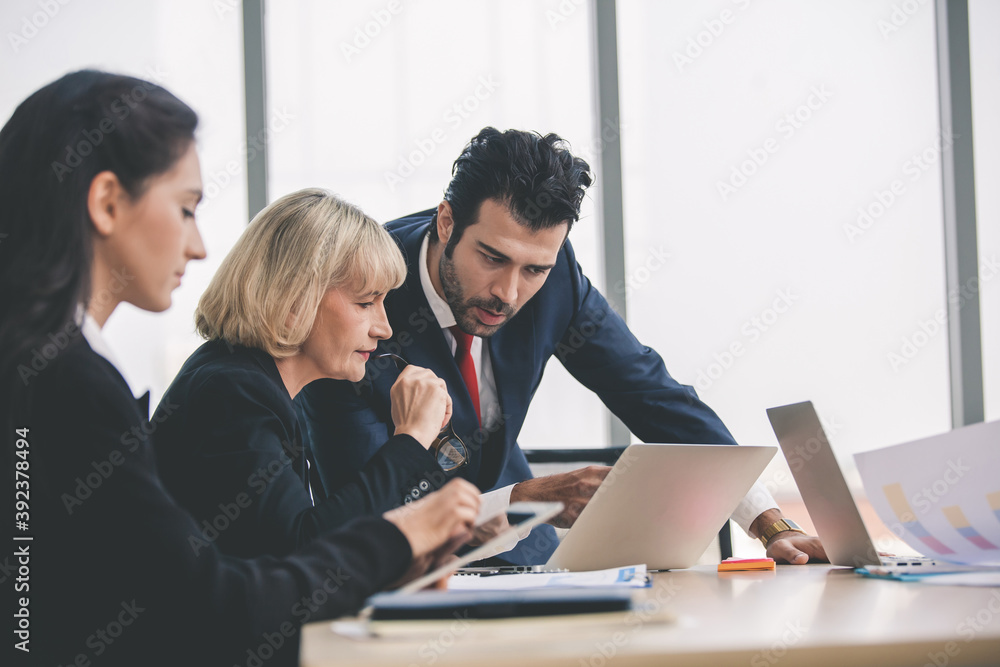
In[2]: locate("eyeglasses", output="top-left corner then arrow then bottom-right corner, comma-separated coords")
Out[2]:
372,353 -> 469,473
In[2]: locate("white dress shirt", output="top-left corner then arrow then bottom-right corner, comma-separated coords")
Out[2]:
81,311 -> 125,379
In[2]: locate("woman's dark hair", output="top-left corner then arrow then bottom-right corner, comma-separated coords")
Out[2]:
430,127 -> 593,257
0,70 -> 198,383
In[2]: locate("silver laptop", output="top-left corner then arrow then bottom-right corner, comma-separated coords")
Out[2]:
766,401 -> 939,568
545,443 -> 776,571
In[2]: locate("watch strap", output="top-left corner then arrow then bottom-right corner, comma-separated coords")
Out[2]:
758,518 -> 805,546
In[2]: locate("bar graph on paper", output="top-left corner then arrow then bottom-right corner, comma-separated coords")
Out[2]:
882,483 -> 955,554
942,505 -> 998,551
856,420 -> 1000,566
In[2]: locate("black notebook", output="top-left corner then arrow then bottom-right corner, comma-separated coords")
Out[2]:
367,587 -> 634,621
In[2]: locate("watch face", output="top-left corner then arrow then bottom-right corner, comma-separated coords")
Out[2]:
783,519 -> 802,531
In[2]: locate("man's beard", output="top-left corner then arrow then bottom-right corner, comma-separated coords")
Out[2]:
439,251 -> 517,337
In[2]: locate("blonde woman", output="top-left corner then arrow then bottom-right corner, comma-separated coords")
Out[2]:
153,188 -> 462,558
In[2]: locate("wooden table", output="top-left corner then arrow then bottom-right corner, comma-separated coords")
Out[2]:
300,564 -> 1000,666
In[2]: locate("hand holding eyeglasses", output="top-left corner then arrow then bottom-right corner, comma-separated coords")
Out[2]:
389,364 -> 453,449
378,353 -> 470,472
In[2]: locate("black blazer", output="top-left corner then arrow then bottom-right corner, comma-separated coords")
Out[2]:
152,339 -> 441,558
2,335 -> 410,667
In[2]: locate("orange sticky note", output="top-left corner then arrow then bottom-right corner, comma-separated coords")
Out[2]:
718,557 -> 775,572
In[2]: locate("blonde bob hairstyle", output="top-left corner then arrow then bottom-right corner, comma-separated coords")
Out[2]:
195,188 -> 406,358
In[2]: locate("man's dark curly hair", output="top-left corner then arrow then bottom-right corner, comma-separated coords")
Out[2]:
431,127 -> 593,256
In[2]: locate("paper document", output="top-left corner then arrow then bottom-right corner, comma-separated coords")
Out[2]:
447,564 -> 649,591
854,419 -> 1000,566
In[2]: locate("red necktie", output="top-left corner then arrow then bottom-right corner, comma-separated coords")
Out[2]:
450,326 -> 481,426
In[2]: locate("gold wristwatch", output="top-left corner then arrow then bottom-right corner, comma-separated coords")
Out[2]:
757,518 -> 806,546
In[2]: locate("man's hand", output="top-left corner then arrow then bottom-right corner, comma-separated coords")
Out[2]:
765,532 -> 828,565
750,509 -> 828,565
509,465 -> 611,529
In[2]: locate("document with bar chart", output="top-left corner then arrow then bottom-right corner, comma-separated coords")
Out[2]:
854,419 -> 1000,566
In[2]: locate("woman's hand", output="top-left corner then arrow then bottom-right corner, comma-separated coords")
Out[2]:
390,365 -> 453,448
383,479 -> 480,588
467,511 -> 510,547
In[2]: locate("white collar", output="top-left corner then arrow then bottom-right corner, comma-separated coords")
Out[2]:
79,308 -> 126,379
418,232 -> 457,330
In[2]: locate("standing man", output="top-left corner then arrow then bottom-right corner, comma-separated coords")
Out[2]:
298,127 -> 826,566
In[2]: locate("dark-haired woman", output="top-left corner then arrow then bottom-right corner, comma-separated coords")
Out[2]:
0,70 -> 478,667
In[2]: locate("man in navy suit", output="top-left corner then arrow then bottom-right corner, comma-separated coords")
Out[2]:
298,127 -> 826,565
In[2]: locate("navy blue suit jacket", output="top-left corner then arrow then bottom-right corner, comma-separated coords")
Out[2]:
297,210 -> 738,564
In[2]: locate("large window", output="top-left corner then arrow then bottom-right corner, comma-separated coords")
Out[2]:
4,0 -> 992,470
618,0 -> 950,457
617,0 -> 954,554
